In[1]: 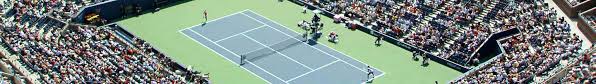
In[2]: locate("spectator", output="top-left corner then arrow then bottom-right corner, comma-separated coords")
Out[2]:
0,0 -> 207,83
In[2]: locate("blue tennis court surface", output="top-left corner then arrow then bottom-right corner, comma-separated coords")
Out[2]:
179,10 -> 384,84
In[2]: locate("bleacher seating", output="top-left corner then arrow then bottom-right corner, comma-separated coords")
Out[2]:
299,0 -> 495,67
297,0 -> 587,83
452,0 -> 585,83
0,0 -> 208,83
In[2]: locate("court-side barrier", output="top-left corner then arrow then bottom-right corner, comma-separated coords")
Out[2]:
73,0 -> 181,23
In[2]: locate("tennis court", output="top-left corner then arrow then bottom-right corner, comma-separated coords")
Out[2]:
179,10 -> 384,84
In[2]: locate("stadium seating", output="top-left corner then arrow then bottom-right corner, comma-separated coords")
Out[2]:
557,46 -> 594,84
300,0 -> 492,68
298,0 -> 588,83
0,0 -> 207,83
452,0 -> 585,83
0,0 -> 589,83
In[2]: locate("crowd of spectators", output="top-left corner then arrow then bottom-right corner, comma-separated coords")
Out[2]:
452,0 -> 585,83
300,0 -> 589,83
481,0 -> 517,33
439,0 -> 487,25
454,35 -> 530,83
4,0 -> 90,21
1,21 -> 193,83
558,46 -> 595,84
0,0 -> 208,83
302,0 -> 497,66
3,0 -> 116,22
295,0 -> 589,83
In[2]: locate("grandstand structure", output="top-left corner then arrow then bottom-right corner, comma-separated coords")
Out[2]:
293,0 -> 593,83
0,0 -> 208,83
0,0 -> 592,83
577,7 -> 596,45
293,0 -> 519,72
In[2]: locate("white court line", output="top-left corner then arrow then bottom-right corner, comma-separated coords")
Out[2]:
243,10 -> 386,83
244,9 -> 386,72
286,60 -> 340,82
240,12 -> 367,72
245,58 -> 288,84
179,9 -> 385,84
362,73 -> 387,84
241,34 -> 315,70
176,9 -> 250,33
214,25 -> 267,43
178,29 -> 272,84
187,29 -> 287,84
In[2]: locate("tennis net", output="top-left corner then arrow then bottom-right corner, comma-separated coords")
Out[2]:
240,35 -> 305,65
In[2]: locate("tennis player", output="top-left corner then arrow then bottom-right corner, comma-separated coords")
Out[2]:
204,10 -> 208,21
367,66 -> 374,82
299,20 -> 310,40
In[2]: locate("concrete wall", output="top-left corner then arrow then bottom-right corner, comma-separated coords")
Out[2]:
578,7 -> 596,44
471,28 -> 520,63
553,0 -> 596,18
